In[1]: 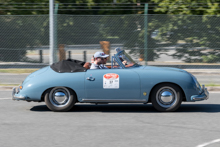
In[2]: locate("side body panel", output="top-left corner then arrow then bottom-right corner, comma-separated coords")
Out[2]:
83,69 -> 141,101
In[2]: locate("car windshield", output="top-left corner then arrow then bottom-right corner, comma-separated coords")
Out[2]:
116,50 -> 140,68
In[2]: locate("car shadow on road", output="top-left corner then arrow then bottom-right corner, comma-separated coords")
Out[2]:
30,103 -> 220,113
177,104 -> 220,112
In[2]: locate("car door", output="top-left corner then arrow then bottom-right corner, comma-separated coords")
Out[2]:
85,69 -> 141,100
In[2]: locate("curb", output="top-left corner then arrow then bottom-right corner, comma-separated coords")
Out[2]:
185,70 -> 220,75
206,87 -> 220,92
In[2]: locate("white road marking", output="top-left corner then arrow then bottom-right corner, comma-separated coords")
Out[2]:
0,98 -> 11,99
196,139 -> 220,147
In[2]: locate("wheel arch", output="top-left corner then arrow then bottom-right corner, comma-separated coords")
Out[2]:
41,87 -> 78,102
148,82 -> 186,102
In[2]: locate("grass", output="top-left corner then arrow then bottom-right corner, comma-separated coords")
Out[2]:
204,83 -> 220,87
0,84 -> 19,86
0,69 -> 39,74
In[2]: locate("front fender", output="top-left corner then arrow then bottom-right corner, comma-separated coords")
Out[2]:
136,70 -> 199,102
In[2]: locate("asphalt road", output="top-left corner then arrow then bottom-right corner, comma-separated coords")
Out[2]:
0,73 -> 219,85
0,91 -> 220,147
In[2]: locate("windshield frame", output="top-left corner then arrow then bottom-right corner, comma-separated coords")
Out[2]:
112,50 -> 139,69
111,50 -> 125,69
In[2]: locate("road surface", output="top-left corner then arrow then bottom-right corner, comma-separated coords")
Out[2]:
0,91 -> 219,147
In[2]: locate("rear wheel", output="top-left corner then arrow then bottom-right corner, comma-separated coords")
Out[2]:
45,87 -> 76,112
151,83 -> 183,112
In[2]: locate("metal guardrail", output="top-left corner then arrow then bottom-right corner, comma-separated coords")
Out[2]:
31,44 -> 124,50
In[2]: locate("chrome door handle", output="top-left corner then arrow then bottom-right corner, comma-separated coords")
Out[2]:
86,77 -> 95,81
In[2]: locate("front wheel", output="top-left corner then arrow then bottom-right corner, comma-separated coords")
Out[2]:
45,87 -> 76,112
151,83 -> 183,112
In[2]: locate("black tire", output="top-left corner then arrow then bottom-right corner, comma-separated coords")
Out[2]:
151,83 -> 183,112
45,87 -> 76,112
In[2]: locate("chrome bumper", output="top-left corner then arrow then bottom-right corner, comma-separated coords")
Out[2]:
12,87 -> 26,101
191,85 -> 209,101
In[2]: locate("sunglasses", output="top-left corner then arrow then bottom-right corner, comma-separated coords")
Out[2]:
98,57 -> 107,60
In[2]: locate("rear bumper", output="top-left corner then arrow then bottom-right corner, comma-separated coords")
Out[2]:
12,87 -> 26,101
191,85 -> 209,101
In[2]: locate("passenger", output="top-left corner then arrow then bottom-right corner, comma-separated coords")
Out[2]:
90,52 -> 109,69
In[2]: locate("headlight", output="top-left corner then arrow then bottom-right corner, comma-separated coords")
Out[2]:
192,75 -> 202,93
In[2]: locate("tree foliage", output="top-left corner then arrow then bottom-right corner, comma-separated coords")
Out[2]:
150,0 -> 220,63
0,0 -> 155,61
1,0 -> 220,63
0,0 -> 152,15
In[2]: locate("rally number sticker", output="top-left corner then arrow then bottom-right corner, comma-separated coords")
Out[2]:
103,73 -> 119,89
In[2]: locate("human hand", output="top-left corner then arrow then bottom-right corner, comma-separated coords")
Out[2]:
122,60 -> 127,65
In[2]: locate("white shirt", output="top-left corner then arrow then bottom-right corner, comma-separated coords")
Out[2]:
90,63 -> 109,69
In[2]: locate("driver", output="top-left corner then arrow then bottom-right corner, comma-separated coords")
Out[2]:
116,48 -> 134,67
90,52 -> 109,69
116,48 -> 127,65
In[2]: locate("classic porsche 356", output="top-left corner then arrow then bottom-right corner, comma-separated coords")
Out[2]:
12,49 -> 209,112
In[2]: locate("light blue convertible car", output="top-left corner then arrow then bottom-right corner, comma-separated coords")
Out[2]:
12,49 -> 209,112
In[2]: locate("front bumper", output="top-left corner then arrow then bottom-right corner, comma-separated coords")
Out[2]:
191,85 -> 209,101
12,87 -> 26,101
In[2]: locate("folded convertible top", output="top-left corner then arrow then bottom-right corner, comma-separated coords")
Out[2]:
50,59 -> 86,73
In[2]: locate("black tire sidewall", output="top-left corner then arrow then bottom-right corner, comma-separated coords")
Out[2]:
151,83 -> 183,112
45,87 -> 76,112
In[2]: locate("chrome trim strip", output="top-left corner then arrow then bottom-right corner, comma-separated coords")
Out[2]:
81,99 -> 147,103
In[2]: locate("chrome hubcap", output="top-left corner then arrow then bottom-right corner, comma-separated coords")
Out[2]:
49,87 -> 70,107
156,87 -> 177,108
54,92 -> 67,104
160,91 -> 173,103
